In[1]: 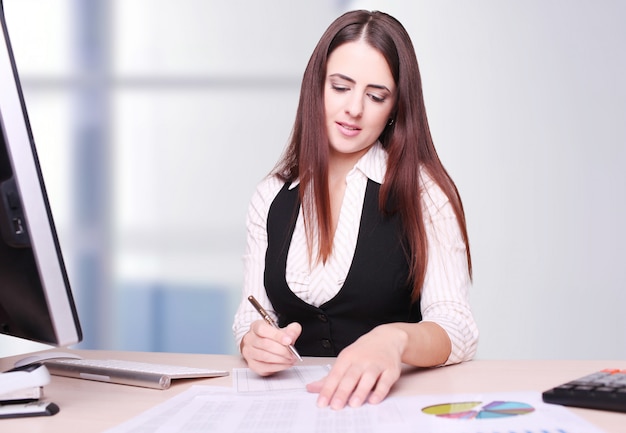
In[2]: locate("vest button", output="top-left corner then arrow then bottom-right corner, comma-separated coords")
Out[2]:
321,339 -> 331,349
317,314 -> 328,322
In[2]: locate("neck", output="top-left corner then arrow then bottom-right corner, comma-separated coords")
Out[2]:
327,145 -> 371,184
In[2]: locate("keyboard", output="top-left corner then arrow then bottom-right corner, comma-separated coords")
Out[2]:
44,358 -> 229,390
542,368 -> 626,413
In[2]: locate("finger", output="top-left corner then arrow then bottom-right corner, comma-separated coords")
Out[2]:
242,342 -> 296,376
253,320 -> 299,349
348,370 -> 380,408
312,364 -> 347,408
242,324 -> 297,366
328,369 -> 363,410
247,338 -> 295,365
367,369 -> 399,405
242,337 -> 293,365
249,322 -> 291,355
317,365 -> 364,410
305,379 -> 324,393
283,322 -> 302,345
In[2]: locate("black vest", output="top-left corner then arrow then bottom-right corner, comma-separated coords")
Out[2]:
264,180 -> 421,357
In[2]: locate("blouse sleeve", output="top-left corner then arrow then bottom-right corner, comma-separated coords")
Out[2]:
419,173 -> 479,365
232,175 -> 285,349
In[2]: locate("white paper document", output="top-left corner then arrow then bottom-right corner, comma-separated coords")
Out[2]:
233,365 -> 331,392
104,385 -> 608,433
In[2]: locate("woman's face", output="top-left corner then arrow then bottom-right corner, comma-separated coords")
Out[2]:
324,40 -> 396,162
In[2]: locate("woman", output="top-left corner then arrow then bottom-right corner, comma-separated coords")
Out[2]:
232,10 -> 478,410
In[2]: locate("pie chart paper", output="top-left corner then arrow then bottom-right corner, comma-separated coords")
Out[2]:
422,400 -> 535,419
405,392 -> 607,433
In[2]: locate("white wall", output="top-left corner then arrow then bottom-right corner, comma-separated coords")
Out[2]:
352,0 -> 626,359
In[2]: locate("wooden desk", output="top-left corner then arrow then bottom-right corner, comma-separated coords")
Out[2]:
1,350 -> 624,432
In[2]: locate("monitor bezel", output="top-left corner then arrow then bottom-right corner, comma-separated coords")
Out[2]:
0,6 -> 82,347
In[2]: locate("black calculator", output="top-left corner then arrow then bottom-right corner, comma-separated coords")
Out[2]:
542,368 -> 626,413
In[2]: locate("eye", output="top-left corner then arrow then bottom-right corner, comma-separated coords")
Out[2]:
331,84 -> 349,92
368,93 -> 386,103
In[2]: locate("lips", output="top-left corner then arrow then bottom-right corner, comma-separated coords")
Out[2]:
336,121 -> 361,136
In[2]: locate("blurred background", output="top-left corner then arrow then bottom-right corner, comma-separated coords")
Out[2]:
1,0 -> 625,360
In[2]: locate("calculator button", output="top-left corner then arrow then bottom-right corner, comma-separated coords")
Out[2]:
552,385 -> 574,395
594,386 -> 618,395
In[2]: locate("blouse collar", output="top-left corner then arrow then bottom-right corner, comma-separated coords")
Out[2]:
288,141 -> 387,190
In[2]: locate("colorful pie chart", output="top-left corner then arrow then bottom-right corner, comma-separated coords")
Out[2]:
422,400 -> 535,420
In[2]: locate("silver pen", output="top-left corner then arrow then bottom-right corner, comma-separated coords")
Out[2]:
248,295 -> 303,362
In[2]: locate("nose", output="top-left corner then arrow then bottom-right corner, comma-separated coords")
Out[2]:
345,93 -> 363,118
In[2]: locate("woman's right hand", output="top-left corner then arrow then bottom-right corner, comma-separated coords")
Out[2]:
240,320 -> 302,376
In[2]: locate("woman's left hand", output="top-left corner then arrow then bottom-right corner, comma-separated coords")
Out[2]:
305,324 -> 408,410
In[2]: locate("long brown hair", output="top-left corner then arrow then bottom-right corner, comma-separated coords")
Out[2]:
274,10 -> 471,301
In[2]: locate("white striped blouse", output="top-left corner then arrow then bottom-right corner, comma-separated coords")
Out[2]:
232,142 -> 479,365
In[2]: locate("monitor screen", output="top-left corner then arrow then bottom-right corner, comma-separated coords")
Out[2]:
0,5 -> 82,349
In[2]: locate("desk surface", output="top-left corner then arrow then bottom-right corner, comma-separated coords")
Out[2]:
1,350 -> 624,432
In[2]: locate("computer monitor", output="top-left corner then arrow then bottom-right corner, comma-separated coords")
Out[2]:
0,4 -> 82,355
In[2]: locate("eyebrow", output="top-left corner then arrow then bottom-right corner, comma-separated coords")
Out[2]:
329,73 -> 392,93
